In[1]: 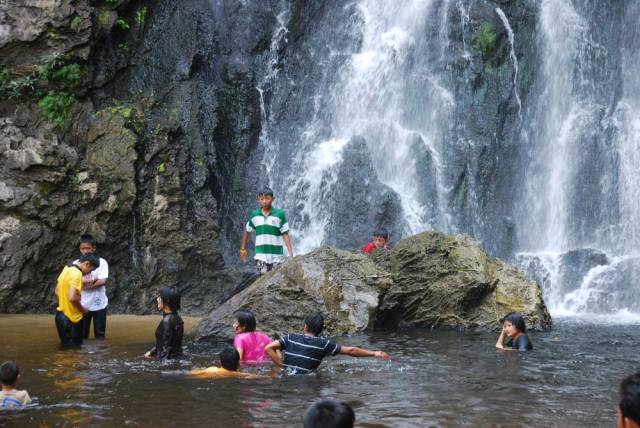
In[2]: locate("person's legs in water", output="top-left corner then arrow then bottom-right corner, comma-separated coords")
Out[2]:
92,307 -> 107,339
56,311 -> 83,347
70,320 -> 83,347
55,311 -> 72,346
82,311 -> 93,339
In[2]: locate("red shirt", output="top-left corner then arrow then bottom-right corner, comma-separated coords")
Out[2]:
362,242 -> 391,254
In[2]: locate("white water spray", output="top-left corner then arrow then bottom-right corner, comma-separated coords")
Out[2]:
495,7 -> 522,120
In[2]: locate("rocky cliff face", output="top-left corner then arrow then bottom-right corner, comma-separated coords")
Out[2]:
0,0 -> 269,313
0,0 -> 550,314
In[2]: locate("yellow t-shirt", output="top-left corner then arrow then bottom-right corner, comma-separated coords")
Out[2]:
188,366 -> 257,379
56,265 -> 83,323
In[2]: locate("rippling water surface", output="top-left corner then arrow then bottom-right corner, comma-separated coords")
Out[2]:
0,315 -> 637,427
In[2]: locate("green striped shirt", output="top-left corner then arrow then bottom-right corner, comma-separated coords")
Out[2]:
246,207 -> 290,263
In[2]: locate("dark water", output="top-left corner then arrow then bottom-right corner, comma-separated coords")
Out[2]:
1,315 -> 637,427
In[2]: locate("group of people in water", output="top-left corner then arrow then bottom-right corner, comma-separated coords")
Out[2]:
2,186 -> 640,427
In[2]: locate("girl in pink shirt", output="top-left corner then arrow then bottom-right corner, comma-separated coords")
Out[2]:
233,309 -> 272,362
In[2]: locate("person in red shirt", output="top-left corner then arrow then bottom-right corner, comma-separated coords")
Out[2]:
362,229 -> 391,254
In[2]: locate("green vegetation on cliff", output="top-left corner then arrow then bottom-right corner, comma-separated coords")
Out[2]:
474,22 -> 498,58
0,54 -> 81,128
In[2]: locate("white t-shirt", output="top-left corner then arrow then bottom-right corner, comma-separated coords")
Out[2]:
74,257 -> 109,311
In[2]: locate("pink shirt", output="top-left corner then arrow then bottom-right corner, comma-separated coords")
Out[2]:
233,331 -> 272,362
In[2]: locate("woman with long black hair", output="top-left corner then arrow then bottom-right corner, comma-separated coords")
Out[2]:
144,286 -> 184,360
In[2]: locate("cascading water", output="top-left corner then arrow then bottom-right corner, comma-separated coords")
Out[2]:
280,0 -> 455,253
515,0 -> 640,319
252,0 -> 640,318
494,7 -> 522,121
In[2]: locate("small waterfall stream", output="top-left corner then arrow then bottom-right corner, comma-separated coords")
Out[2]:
495,7 -> 522,121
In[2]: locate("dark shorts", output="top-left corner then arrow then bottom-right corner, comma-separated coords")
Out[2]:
55,311 -> 83,347
255,260 -> 282,274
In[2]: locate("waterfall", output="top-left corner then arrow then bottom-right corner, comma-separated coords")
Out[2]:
515,0 -> 640,318
258,4 -> 290,190
495,7 -> 522,121
248,0 -> 640,317
286,0 -> 455,253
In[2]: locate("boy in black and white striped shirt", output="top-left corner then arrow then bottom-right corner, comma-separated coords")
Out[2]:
265,313 -> 390,374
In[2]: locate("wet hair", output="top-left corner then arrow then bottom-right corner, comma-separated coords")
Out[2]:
78,252 -> 100,269
303,398 -> 355,428
258,187 -> 274,197
79,234 -> 97,247
0,361 -> 20,386
159,286 -> 181,312
373,228 -> 389,240
304,313 -> 324,335
500,312 -> 527,333
234,309 -> 257,332
619,372 -> 640,424
219,348 -> 240,371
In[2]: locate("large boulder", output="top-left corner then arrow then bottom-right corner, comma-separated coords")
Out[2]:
193,231 -> 551,340
192,246 -> 392,341
375,232 -> 551,330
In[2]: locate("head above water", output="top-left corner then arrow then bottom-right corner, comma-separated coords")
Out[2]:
219,348 -> 240,371
500,312 -> 527,334
157,286 -> 181,312
77,252 -> 100,275
304,313 -> 324,336
0,361 -> 20,387
303,398 -> 355,428
233,308 -> 257,333
618,372 -> 640,428
79,233 -> 97,254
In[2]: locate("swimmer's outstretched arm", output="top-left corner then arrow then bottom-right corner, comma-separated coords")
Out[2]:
264,340 -> 284,367
339,346 -> 390,360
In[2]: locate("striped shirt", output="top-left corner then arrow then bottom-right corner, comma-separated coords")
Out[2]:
246,207 -> 290,263
279,333 -> 341,374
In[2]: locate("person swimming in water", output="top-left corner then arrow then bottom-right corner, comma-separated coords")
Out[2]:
0,361 -> 32,409
303,398 -> 355,428
495,312 -> 533,351
617,371 -> 640,428
264,313 -> 390,374
188,348 -> 259,379
144,286 -> 184,360
233,309 -> 272,363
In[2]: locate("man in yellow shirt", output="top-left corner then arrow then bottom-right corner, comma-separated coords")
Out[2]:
54,253 -> 100,347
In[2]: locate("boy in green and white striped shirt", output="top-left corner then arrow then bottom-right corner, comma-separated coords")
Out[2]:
240,187 -> 293,274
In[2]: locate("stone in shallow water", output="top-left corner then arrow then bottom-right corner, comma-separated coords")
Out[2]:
193,231 -> 551,340
192,246 -> 391,341
375,232 -> 551,330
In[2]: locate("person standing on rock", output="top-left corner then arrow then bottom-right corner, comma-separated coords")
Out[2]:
75,234 -> 109,340
240,187 -> 293,274
54,253 -> 100,348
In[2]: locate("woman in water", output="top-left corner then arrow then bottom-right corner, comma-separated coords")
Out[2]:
233,308 -> 272,363
144,286 -> 184,360
495,312 -> 533,351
